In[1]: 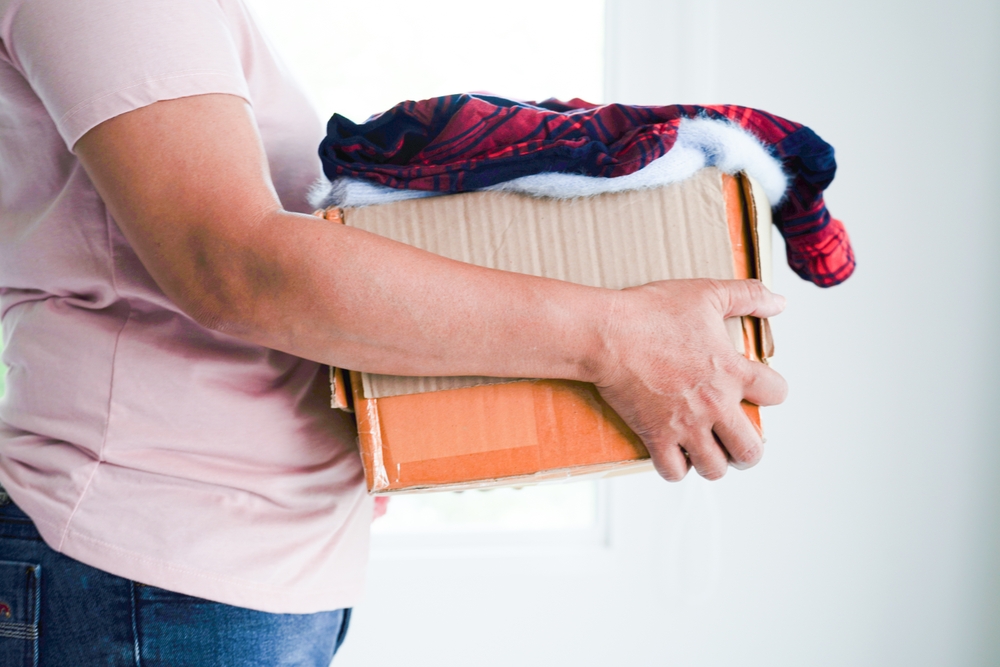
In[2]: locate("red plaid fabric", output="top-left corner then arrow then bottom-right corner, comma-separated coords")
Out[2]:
319,94 -> 854,287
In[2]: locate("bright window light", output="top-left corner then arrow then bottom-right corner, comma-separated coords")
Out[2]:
244,0 -> 605,122
244,0 -> 607,536
372,480 -> 600,534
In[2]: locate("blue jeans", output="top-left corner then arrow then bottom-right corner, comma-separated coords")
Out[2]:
0,495 -> 351,666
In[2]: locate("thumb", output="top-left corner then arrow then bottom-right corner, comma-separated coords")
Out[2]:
717,279 -> 786,318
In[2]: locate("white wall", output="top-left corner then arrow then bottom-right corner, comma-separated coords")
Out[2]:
607,0 -> 1000,664
335,1 -> 1000,665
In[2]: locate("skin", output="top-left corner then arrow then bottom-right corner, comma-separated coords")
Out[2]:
75,93 -> 788,482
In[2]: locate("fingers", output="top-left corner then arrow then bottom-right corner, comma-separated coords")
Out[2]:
660,411 -> 763,482
649,441 -> 692,482
716,279 -> 786,319
650,418 -> 763,482
682,431 -> 730,481
602,277 -> 789,485
738,357 -> 789,407
713,410 -> 764,471
643,359 -> 786,482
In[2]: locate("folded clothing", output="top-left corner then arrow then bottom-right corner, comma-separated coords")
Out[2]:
312,117 -> 787,207
316,94 -> 854,287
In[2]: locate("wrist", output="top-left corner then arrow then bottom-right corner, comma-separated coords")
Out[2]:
566,287 -> 621,386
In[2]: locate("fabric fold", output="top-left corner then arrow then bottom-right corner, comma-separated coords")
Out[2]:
316,94 -> 854,287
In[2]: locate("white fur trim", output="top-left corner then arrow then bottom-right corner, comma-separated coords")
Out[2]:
674,118 -> 788,205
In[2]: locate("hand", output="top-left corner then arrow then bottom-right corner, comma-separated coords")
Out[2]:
592,279 -> 788,482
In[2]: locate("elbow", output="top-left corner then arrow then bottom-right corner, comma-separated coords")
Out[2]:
170,281 -> 257,338
161,245 -> 281,340
146,215 -> 292,342
185,297 -> 249,337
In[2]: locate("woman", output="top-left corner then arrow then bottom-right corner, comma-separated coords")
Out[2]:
0,0 -> 786,664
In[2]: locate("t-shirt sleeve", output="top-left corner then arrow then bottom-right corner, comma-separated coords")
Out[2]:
1,0 -> 251,150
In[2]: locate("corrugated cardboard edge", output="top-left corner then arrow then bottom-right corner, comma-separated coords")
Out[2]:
350,370 -> 390,491
369,458 -> 657,495
362,374 -> 523,401
740,173 -> 775,360
745,175 -> 774,290
329,367 -> 352,411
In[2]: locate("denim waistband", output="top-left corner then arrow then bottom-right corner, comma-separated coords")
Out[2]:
0,485 -> 43,541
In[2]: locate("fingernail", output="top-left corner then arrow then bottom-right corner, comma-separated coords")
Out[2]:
773,294 -> 787,309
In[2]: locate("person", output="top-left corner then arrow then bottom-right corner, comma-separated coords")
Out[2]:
0,0 -> 787,664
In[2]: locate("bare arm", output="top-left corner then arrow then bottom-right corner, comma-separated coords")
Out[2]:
75,93 -> 787,481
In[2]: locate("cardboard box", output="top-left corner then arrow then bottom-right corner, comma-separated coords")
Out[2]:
321,168 -> 774,493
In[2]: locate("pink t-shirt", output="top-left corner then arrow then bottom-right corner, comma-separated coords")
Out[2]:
0,0 -> 372,614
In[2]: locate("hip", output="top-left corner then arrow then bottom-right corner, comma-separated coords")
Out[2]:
0,496 -> 352,667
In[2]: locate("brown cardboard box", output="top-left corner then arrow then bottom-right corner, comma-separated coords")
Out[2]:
321,168 -> 774,493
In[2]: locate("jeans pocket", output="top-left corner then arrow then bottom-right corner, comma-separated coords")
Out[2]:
333,608 -> 352,655
0,560 -> 40,667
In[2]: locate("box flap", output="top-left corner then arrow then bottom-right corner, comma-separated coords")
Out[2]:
741,173 -> 775,359
745,173 -> 774,291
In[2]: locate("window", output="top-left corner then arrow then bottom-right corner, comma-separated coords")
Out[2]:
244,0 -> 605,123
244,0 -> 609,542
370,480 -> 609,553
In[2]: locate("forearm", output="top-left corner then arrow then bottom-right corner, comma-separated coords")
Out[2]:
200,208 -> 611,381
